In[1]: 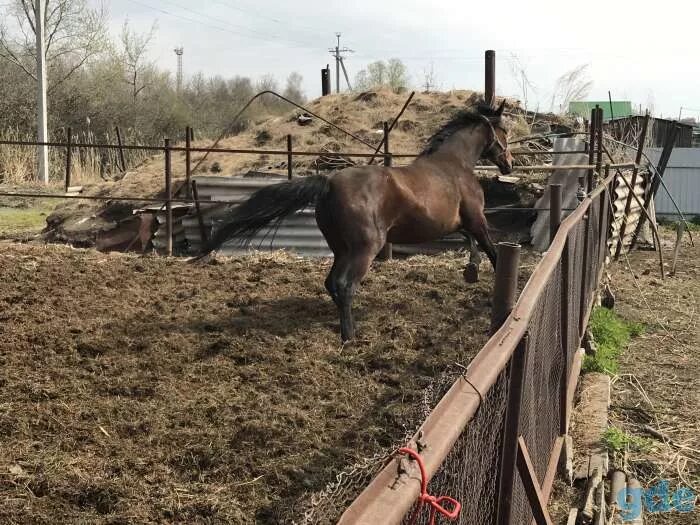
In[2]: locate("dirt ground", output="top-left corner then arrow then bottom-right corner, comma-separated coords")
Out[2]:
0,242 -> 538,524
551,226 -> 700,523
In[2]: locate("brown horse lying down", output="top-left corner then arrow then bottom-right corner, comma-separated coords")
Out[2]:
194,100 -> 513,341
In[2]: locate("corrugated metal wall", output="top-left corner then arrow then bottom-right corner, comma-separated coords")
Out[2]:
181,175 -> 473,258
646,148 -> 700,217
184,176 -> 332,257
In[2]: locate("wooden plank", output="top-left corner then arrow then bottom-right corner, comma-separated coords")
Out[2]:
517,437 -> 553,525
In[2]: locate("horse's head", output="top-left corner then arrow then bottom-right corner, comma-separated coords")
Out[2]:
478,100 -> 513,175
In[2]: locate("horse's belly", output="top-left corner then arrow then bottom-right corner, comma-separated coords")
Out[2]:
387,219 -> 458,244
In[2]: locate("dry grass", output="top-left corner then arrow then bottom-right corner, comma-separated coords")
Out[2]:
0,128 -> 151,187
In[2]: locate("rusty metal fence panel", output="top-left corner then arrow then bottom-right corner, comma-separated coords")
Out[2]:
339,167 -> 621,525
402,368 -> 510,525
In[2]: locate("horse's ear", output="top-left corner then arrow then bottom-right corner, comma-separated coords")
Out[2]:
495,99 -> 506,116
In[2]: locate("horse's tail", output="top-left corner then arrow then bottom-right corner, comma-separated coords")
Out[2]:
191,175 -> 330,261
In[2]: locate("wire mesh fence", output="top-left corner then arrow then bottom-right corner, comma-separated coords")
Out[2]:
339,171 -> 617,525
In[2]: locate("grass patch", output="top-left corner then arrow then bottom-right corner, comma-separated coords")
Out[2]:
583,307 -> 644,374
602,426 -> 653,453
658,215 -> 700,232
0,200 -> 55,236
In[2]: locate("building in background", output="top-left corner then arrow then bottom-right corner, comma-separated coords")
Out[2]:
568,100 -> 633,121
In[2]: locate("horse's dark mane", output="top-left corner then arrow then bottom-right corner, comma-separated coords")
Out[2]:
420,102 -> 502,156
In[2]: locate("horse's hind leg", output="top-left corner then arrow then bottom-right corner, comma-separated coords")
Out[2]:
324,259 -> 340,307
470,217 -> 497,270
463,233 -> 482,283
332,251 -> 374,342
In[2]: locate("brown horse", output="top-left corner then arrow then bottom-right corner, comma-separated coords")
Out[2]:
195,100 -> 513,341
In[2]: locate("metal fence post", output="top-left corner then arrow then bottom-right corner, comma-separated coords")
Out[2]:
599,165 -> 610,267
595,106 -> 604,190
490,242 -> 521,333
115,126 -> 126,172
578,212 -> 591,338
496,332 -> 529,525
185,125 -> 192,199
587,108 -> 597,193
377,121 -> 392,260
485,49 -> 496,107
287,134 -> 293,180
191,179 -> 208,247
164,138 -> 173,256
559,236 -> 571,434
549,183 -> 562,245
64,127 -> 72,193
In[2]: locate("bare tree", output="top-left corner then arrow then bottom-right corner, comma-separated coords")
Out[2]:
355,58 -> 408,92
283,72 -> 305,104
0,0 -> 107,92
549,64 -> 593,114
508,53 -> 536,110
119,20 -> 156,102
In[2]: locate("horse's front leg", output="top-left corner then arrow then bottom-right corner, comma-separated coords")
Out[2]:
462,232 -> 482,283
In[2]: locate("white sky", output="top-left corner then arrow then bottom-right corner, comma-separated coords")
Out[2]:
95,0 -> 700,119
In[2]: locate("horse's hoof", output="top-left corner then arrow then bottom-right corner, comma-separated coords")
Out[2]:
463,263 -> 479,283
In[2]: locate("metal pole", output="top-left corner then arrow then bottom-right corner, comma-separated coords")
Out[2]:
598,166 -> 610,268
587,108 -> 597,192
377,122 -> 393,260
321,66 -> 331,96
578,214 -> 591,338
549,184 -> 562,244
64,127 -> 72,193
115,126 -> 126,172
496,332 -> 529,525
35,0 -> 49,184
490,242 -> 521,333
287,134 -> 293,180
185,126 -> 192,198
335,46 -> 340,93
559,237 -> 571,434
595,106 -> 604,189
164,138 -> 173,256
485,49 -> 496,107
191,180 -> 208,246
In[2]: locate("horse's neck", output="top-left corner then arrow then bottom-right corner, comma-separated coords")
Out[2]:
420,126 -> 487,174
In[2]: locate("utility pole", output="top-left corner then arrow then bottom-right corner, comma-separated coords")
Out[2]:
329,33 -> 353,93
35,0 -> 49,184
174,46 -> 184,92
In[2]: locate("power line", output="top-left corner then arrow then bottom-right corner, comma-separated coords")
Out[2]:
209,0 -> 326,39
125,0 -> 320,50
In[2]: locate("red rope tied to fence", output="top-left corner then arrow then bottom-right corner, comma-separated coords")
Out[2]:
398,447 -> 462,525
